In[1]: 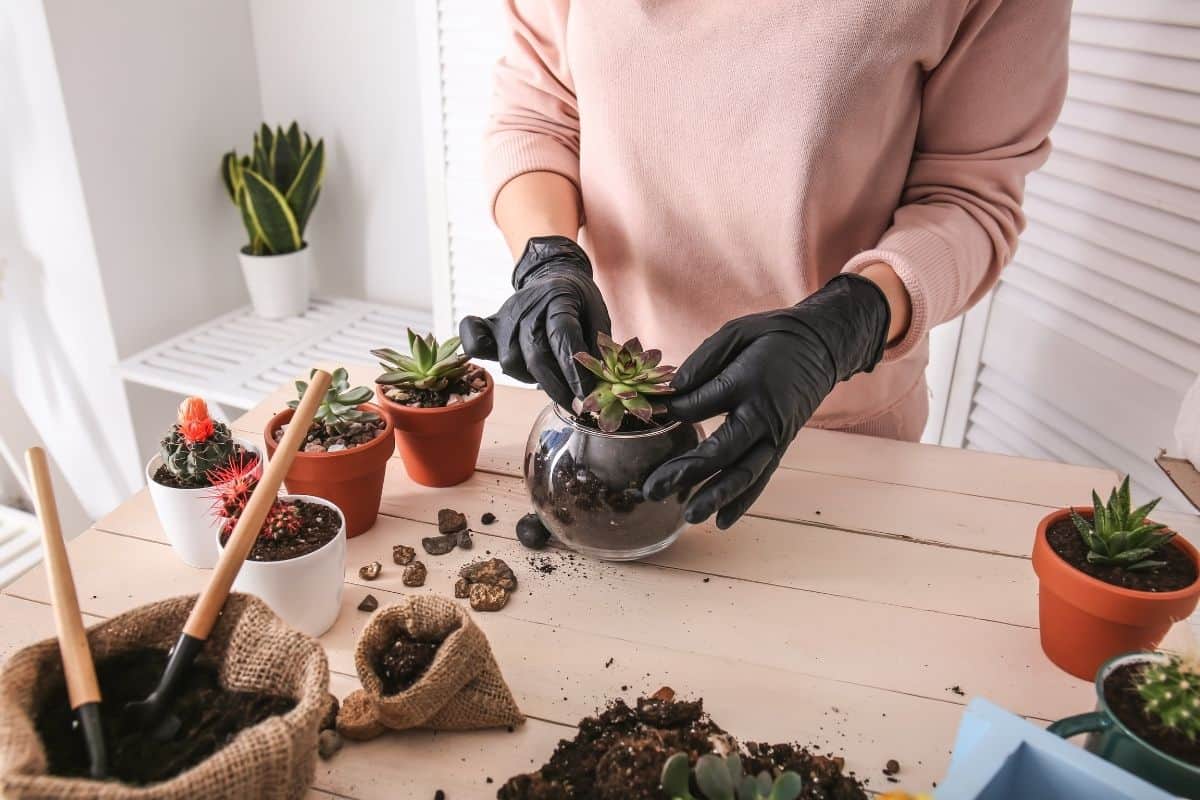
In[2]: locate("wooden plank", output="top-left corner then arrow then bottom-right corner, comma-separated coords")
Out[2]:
11,528 -> 1092,728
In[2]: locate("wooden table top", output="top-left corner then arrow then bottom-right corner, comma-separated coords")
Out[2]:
2,365 -> 1162,798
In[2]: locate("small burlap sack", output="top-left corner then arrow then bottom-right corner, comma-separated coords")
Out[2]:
337,595 -> 523,740
0,593 -> 330,799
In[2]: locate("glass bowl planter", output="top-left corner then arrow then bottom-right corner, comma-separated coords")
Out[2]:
523,404 -> 704,561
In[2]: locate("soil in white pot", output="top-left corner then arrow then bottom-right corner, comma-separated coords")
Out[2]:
218,498 -> 342,562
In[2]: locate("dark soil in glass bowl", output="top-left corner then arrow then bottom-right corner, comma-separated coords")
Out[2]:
524,405 -> 703,561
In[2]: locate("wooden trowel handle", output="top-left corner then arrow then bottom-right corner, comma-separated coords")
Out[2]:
182,368 -> 332,640
26,447 -> 101,709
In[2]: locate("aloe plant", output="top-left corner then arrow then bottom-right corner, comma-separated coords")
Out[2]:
573,333 -> 676,432
222,122 -> 325,256
1070,476 -> 1173,571
661,752 -> 803,800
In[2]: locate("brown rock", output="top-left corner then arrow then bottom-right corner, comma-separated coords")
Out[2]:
357,594 -> 379,612
454,577 -> 471,599
459,557 -> 517,591
359,561 -> 382,581
469,582 -> 510,612
319,693 -> 340,731
456,529 -> 473,549
421,533 -> 457,556
402,561 -> 427,587
317,729 -> 343,760
392,544 -> 416,565
437,508 -> 468,534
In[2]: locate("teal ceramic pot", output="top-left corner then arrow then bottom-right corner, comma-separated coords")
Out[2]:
1049,652 -> 1200,799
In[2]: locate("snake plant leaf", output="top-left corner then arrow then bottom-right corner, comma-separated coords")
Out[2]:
286,139 -> 325,235
285,121 -> 303,161
273,129 -> 301,193
260,123 -> 275,172
236,184 -> 266,255
695,754 -> 735,800
221,151 -> 242,203
240,168 -> 302,254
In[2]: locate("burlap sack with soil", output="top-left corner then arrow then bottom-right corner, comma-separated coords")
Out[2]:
0,593 -> 330,799
337,595 -> 522,739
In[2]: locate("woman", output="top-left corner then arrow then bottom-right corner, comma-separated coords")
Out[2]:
461,1 -> 1070,529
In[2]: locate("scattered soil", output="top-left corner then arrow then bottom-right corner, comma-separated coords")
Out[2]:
1105,661 -> 1200,768
376,631 -> 440,695
1047,517 -> 1197,592
481,512 -> 497,525
498,689 -> 867,800
274,417 -> 386,453
382,363 -> 488,408
35,649 -> 293,785
152,444 -> 256,489
220,500 -> 341,562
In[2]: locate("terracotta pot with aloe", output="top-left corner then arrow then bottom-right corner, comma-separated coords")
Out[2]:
1032,477 -> 1200,680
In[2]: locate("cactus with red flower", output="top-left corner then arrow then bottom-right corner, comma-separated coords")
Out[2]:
207,453 -> 302,540
159,397 -> 239,488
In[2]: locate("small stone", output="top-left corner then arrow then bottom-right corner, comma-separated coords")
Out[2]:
481,512 -> 496,525
303,442 -> 327,453
318,729 -> 343,760
469,582 -> 509,612
357,594 -> 379,612
456,529 -> 473,549
446,394 -> 464,406
359,561 -> 382,581
393,544 -> 416,565
460,557 -> 517,591
650,686 -> 676,702
884,759 -> 901,775
327,443 -> 347,453
516,513 -> 550,550
421,533 -> 458,556
454,577 -> 471,599
402,561 -> 427,587
319,693 -> 340,731
437,508 -> 468,534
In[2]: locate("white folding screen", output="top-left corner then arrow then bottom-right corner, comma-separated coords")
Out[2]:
945,0 -> 1200,509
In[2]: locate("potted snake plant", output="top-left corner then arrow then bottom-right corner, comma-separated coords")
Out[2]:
221,122 -> 325,319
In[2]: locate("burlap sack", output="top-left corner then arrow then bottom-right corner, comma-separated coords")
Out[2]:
337,595 -> 522,739
0,593 -> 330,799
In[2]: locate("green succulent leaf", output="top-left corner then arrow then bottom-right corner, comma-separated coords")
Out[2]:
695,754 -> 735,800
1076,478 -> 1171,573
661,753 -> 694,799
240,168 -> 302,254
767,772 -> 804,800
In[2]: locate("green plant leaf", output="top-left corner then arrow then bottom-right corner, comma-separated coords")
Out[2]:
286,139 -> 325,235
598,398 -> 625,432
236,184 -> 264,253
286,121 -> 303,158
1112,547 -> 1157,565
1128,498 -> 1161,529
1092,490 -> 1108,536
436,336 -> 462,362
338,386 -> 373,404
221,151 -> 242,203
767,772 -> 803,800
411,332 -> 433,371
376,369 -> 418,386
1127,559 -> 1167,571
1117,477 -> 1131,527
273,129 -> 300,192
695,754 -> 735,800
622,393 -> 654,422
660,753 -> 694,799
241,168 -> 302,254
371,347 -> 407,364
755,772 -> 772,795
1070,509 -> 1093,540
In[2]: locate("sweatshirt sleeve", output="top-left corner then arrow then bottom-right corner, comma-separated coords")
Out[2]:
483,0 -> 581,222
842,0 -> 1070,360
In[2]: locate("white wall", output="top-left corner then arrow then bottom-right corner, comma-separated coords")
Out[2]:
41,0 -> 267,464
0,0 -> 142,520
249,0 -> 432,311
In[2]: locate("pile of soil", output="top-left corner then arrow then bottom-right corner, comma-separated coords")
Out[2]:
1047,517 -> 1197,591
220,499 -> 342,562
274,417 -> 386,453
1105,661 -> 1200,768
151,444 -> 256,489
375,630 -> 440,695
497,689 -> 867,800
35,648 -> 294,785
382,363 -> 487,408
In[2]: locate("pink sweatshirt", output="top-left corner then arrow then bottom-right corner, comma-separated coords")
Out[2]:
484,1 -> 1070,441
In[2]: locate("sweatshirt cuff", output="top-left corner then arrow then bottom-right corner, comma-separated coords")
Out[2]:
484,131 -> 582,224
841,227 -> 959,362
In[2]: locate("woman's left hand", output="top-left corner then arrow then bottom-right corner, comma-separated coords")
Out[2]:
643,273 -> 893,529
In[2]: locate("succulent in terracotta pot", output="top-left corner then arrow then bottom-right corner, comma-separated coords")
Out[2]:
524,333 -> 704,561
372,330 -> 494,487
146,397 -> 261,568
264,368 -> 394,538
1032,477 -> 1200,679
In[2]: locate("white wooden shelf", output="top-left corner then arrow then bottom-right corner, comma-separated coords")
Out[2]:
118,298 -> 432,409
0,505 -> 38,589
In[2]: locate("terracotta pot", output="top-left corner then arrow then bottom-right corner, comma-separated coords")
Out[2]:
1032,507 -> 1200,680
374,370 -> 495,487
264,403 -> 395,538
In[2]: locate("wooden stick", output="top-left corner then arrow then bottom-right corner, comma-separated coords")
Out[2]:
182,369 -> 332,640
25,447 -> 101,710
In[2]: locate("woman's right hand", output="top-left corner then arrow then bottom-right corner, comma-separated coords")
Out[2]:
459,236 -> 611,410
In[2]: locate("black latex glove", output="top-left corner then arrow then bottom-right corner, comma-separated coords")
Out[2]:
644,273 -> 892,529
459,236 -> 612,409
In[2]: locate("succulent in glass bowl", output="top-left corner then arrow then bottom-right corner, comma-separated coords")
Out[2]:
524,334 -> 704,561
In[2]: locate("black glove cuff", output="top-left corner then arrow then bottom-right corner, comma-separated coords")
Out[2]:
798,273 -> 893,381
511,236 -> 593,290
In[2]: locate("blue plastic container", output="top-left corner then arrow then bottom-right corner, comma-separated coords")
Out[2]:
935,698 -> 1172,799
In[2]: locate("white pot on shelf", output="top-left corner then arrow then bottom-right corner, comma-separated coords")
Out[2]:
219,494 -> 346,637
238,245 -> 312,319
145,439 -> 261,569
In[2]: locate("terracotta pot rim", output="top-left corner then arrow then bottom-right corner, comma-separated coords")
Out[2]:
216,493 -> 346,566
373,368 -> 494,417
266,402 -> 395,461
1035,506 -> 1200,601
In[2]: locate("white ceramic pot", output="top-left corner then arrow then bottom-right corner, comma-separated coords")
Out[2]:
220,494 -> 346,637
237,245 -> 312,319
145,439 -> 261,569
